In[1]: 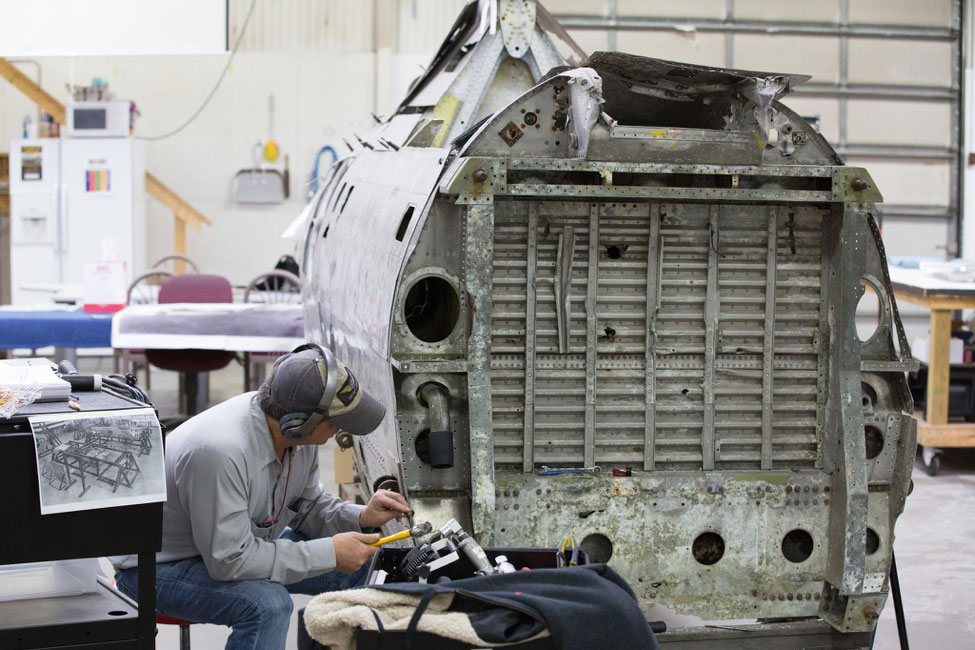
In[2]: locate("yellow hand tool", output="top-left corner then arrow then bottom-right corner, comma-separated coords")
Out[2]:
558,535 -> 579,567
369,521 -> 432,547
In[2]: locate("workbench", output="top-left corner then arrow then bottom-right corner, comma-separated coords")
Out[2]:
887,265 -> 975,474
0,389 -> 161,649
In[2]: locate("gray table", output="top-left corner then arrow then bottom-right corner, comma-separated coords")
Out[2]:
112,303 -> 304,413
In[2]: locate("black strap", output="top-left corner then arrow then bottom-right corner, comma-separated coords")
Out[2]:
403,588 -> 437,650
369,608 -> 386,634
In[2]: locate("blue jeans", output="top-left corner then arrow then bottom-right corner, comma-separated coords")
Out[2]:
115,529 -> 369,650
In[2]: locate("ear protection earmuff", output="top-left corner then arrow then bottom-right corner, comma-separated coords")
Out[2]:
274,343 -> 340,441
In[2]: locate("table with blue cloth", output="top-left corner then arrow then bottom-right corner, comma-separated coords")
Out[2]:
0,308 -> 114,361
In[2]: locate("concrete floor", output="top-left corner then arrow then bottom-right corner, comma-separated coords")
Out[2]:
74,356 -> 973,650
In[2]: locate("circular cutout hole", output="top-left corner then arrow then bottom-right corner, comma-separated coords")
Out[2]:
107,610 -> 129,617
866,527 -> 880,555
373,474 -> 400,494
606,244 -> 623,259
856,281 -> 880,342
782,529 -> 814,563
580,533 -> 613,563
692,532 -> 725,565
414,428 -> 432,465
404,276 -> 460,343
864,425 -> 884,460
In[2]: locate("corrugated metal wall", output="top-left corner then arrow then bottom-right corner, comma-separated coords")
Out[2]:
229,0 -> 377,52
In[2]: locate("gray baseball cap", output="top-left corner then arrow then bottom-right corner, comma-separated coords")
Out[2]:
267,348 -> 386,435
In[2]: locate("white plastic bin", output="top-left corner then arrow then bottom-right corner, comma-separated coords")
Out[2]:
0,558 -> 100,601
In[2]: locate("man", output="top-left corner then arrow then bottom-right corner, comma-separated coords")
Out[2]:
112,343 -> 411,650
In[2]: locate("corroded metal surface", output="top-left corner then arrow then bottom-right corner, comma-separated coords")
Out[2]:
295,0 -> 917,641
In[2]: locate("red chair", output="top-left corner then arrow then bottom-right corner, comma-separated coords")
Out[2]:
156,613 -> 196,650
145,274 -> 236,415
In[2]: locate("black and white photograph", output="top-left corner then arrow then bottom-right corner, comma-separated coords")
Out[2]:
30,408 -> 165,514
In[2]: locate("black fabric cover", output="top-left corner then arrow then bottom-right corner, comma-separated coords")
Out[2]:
375,563 -> 660,650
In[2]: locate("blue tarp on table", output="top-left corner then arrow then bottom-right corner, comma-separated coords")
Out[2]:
0,309 -> 114,349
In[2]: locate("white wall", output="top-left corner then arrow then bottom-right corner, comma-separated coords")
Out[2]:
0,52 -> 381,285
0,0 -> 227,56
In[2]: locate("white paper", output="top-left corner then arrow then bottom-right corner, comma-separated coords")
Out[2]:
30,408 -> 166,515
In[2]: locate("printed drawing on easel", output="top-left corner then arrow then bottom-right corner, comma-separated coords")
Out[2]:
30,408 -> 166,514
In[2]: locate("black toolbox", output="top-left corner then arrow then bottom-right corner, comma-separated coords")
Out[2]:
366,546 -> 581,584
298,546 -> 582,650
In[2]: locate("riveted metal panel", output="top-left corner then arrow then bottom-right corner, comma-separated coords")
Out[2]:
489,197 -> 826,473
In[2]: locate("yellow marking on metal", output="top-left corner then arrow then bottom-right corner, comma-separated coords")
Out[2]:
432,94 -> 462,147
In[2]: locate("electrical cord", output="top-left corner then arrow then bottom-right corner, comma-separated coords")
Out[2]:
103,374 -> 151,404
137,0 -> 259,141
59,360 -> 151,404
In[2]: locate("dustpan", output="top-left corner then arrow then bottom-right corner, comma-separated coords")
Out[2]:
234,168 -> 286,204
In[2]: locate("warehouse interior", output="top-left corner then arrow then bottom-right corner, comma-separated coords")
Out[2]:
0,1 -> 972,649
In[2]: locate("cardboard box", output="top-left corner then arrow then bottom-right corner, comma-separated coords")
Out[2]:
333,445 -> 355,486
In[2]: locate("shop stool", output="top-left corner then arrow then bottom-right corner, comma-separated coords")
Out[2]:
156,613 -> 195,650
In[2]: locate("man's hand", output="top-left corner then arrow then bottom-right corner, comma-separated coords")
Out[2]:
359,489 -> 412,529
332,532 -> 381,572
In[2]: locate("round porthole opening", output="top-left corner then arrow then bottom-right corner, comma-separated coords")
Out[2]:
404,276 -> 460,343
692,532 -> 725,565
580,533 -> 613,563
864,425 -> 884,460
782,529 -> 814,563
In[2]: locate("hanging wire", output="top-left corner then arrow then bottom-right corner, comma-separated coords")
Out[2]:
138,0 -> 258,141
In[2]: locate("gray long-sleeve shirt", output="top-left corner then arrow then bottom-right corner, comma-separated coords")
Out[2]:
110,392 -> 365,584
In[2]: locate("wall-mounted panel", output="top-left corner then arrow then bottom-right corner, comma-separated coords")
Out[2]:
734,0 -> 841,23
849,159 -> 950,207
615,31 -> 725,66
848,39 -> 952,86
846,100 -> 952,147
617,0 -> 726,19
734,35 -> 840,83
849,0 -> 953,27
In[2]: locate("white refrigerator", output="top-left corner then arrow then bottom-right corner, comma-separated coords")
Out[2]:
8,137 -> 146,305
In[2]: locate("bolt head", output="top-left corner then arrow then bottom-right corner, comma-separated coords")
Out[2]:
851,177 -> 869,192
472,169 -> 489,183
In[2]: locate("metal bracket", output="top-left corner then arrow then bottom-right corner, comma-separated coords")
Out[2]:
832,168 -> 883,203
